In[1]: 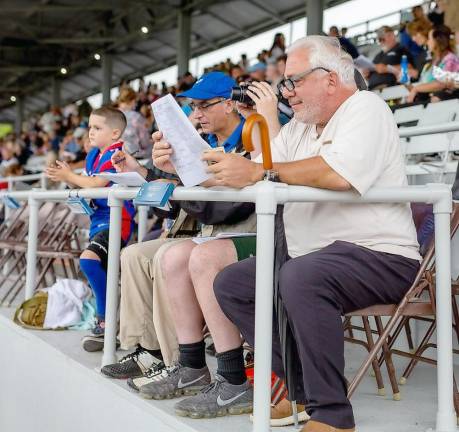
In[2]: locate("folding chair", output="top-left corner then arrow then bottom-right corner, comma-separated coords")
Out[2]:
344,203 -> 459,415
0,202 -> 83,306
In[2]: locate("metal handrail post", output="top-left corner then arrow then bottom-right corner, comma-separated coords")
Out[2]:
24,195 -> 40,300
101,192 -> 123,367
431,186 -> 456,432
252,181 -> 278,432
40,172 -> 47,190
137,205 -> 148,243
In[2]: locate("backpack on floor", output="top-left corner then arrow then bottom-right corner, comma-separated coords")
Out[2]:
13,291 -> 48,329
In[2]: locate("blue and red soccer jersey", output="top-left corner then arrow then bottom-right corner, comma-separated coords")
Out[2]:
85,141 -> 135,242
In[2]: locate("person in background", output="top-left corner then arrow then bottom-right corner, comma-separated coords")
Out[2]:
247,62 -> 267,81
406,25 -> 459,102
269,32 -> 286,59
407,20 -> 432,75
399,6 -> 432,61
329,25 -> 359,59
443,0 -> 459,49
118,87 -> 152,158
277,54 -> 287,77
266,57 -> 284,90
367,26 -> 417,89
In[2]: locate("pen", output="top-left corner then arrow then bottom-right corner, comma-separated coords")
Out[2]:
114,149 -> 139,165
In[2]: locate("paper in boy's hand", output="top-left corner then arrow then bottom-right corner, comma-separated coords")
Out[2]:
151,94 -> 212,187
203,146 -> 225,165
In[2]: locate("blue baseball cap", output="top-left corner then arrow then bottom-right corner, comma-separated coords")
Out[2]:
177,71 -> 236,100
247,62 -> 267,73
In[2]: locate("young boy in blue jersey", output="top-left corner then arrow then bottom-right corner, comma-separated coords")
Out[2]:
46,106 -> 136,351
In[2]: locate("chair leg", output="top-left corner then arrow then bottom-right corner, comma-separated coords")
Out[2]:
452,294 -> 459,345
361,317 -> 386,396
378,317 -> 409,368
375,316 -> 401,400
454,375 -> 459,418
404,320 -> 415,353
400,321 -> 436,383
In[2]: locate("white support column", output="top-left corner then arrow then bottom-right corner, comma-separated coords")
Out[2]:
137,205 -> 148,243
102,53 -> 112,106
24,196 -> 40,300
432,195 -> 456,432
15,96 -> 24,135
306,0 -> 324,35
252,181 -> 277,432
177,2 -> 191,78
101,193 -> 123,367
40,173 -> 47,190
51,77 -> 61,108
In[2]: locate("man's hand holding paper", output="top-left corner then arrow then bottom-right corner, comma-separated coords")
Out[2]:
152,131 -> 177,175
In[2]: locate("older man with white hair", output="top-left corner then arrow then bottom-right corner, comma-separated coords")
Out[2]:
201,36 -> 421,431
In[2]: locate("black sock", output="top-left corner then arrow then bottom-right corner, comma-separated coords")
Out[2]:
143,347 -> 163,361
216,346 -> 246,385
179,340 -> 206,369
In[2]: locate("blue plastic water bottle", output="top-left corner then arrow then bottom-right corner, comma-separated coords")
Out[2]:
400,55 -> 409,84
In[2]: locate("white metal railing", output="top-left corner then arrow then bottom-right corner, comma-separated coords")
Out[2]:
1,122 -> 459,432
0,181 -> 455,432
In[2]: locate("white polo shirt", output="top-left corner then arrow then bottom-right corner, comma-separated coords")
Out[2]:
268,90 -> 421,261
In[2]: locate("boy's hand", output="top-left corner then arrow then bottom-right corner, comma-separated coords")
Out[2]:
111,150 -> 141,173
45,160 -> 72,182
152,131 -> 177,175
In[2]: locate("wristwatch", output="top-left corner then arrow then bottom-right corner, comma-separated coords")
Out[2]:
263,169 -> 280,182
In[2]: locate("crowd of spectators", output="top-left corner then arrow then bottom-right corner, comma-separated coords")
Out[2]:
1,1 -> 458,185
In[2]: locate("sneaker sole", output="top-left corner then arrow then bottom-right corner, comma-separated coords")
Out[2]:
82,339 -> 104,352
101,369 -> 143,380
249,410 -> 309,426
175,403 -> 253,419
127,379 -> 140,392
139,385 -> 207,400
81,338 -> 120,353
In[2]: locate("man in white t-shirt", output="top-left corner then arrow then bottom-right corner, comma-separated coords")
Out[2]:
201,36 -> 421,432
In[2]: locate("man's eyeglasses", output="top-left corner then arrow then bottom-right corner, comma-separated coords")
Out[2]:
189,98 -> 226,111
277,66 -> 331,93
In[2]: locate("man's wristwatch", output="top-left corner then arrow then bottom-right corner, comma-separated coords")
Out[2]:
263,169 -> 280,182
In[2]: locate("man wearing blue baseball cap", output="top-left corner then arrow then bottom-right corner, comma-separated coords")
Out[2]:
103,71 -> 258,420
131,69 -> 257,417
176,71 -> 245,152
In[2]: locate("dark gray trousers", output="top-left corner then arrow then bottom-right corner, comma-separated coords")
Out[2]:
214,240 -> 419,429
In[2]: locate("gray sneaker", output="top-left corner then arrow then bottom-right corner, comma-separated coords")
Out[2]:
127,361 -> 166,392
174,374 -> 253,419
139,363 -> 211,400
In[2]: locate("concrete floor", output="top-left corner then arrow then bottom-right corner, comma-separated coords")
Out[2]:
1,305 -> 457,432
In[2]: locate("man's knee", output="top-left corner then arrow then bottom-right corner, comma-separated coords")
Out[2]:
161,241 -> 193,276
120,242 -> 143,264
278,258 -> 328,306
188,240 -> 236,279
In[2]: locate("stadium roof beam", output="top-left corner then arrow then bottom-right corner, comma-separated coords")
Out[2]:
249,0 -> 288,25
0,66 -> 59,73
0,4 -> 124,13
206,11 -> 250,39
40,37 -> 119,44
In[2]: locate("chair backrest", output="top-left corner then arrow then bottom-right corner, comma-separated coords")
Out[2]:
380,85 -> 409,101
394,104 -> 424,126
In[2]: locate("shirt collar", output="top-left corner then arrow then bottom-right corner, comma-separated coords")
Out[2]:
207,118 -> 245,153
102,141 -> 123,155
